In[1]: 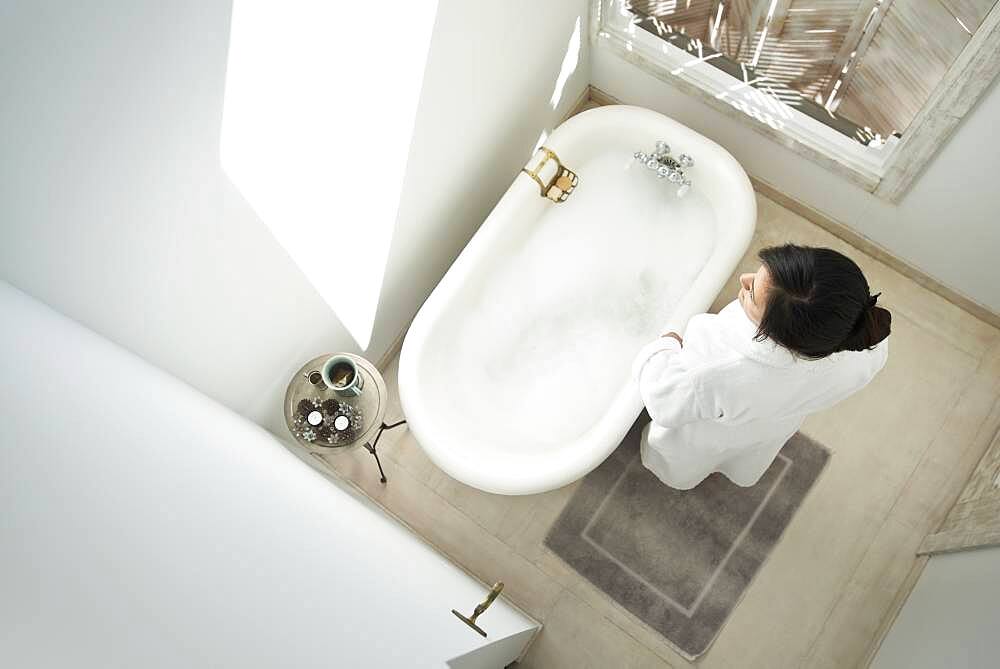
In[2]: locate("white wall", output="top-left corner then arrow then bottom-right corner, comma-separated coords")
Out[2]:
593,47 -> 1000,314
1,280 -> 538,668
0,0 -> 590,435
872,548 -> 1000,668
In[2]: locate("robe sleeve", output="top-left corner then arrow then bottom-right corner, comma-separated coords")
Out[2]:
631,338 -> 715,428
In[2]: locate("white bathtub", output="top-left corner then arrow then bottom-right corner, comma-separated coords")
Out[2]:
398,105 -> 755,495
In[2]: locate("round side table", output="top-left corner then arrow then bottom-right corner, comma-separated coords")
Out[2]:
283,352 -> 406,483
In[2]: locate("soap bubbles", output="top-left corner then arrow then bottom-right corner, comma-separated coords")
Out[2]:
427,152 -> 716,454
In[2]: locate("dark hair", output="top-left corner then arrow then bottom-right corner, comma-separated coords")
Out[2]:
755,244 -> 891,358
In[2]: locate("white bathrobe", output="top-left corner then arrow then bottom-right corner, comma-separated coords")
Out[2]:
632,300 -> 888,489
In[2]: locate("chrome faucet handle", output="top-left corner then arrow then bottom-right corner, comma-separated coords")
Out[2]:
634,142 -> 693,197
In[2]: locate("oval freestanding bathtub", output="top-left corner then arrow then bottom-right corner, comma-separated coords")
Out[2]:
398,105 -> 755,495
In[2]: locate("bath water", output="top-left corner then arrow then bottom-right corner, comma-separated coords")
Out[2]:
430,152 -> 716,454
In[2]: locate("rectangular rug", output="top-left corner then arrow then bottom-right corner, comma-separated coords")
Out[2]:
545,416 -> 829,659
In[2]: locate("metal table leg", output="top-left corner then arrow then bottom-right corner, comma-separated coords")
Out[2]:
363,420 -> 407,484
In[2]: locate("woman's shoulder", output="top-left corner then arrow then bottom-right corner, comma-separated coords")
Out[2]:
681,349 -> 752,385
861,335 -> 890,369
823,336 -> 890,381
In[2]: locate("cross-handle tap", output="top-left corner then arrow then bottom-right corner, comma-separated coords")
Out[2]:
634,140 -> 694,197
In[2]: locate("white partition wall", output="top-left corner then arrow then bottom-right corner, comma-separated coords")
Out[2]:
0,282 -> 537,668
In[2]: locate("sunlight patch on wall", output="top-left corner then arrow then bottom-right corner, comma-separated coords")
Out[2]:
220,0 -> 438,349
549,16 -> 582,109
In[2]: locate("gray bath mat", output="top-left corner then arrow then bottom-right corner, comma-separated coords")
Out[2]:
545,417 -> 829,659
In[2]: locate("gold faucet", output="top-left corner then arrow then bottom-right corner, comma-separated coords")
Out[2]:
521,147 -> 578,202
451,582 -> 504,637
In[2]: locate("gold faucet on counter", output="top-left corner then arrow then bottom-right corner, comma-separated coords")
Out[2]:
451,582 -> 504,637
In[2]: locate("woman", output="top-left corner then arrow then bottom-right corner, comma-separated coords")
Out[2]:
631,244 -> 891,489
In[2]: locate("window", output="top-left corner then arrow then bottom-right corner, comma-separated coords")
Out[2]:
595,0 -> 1000,199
